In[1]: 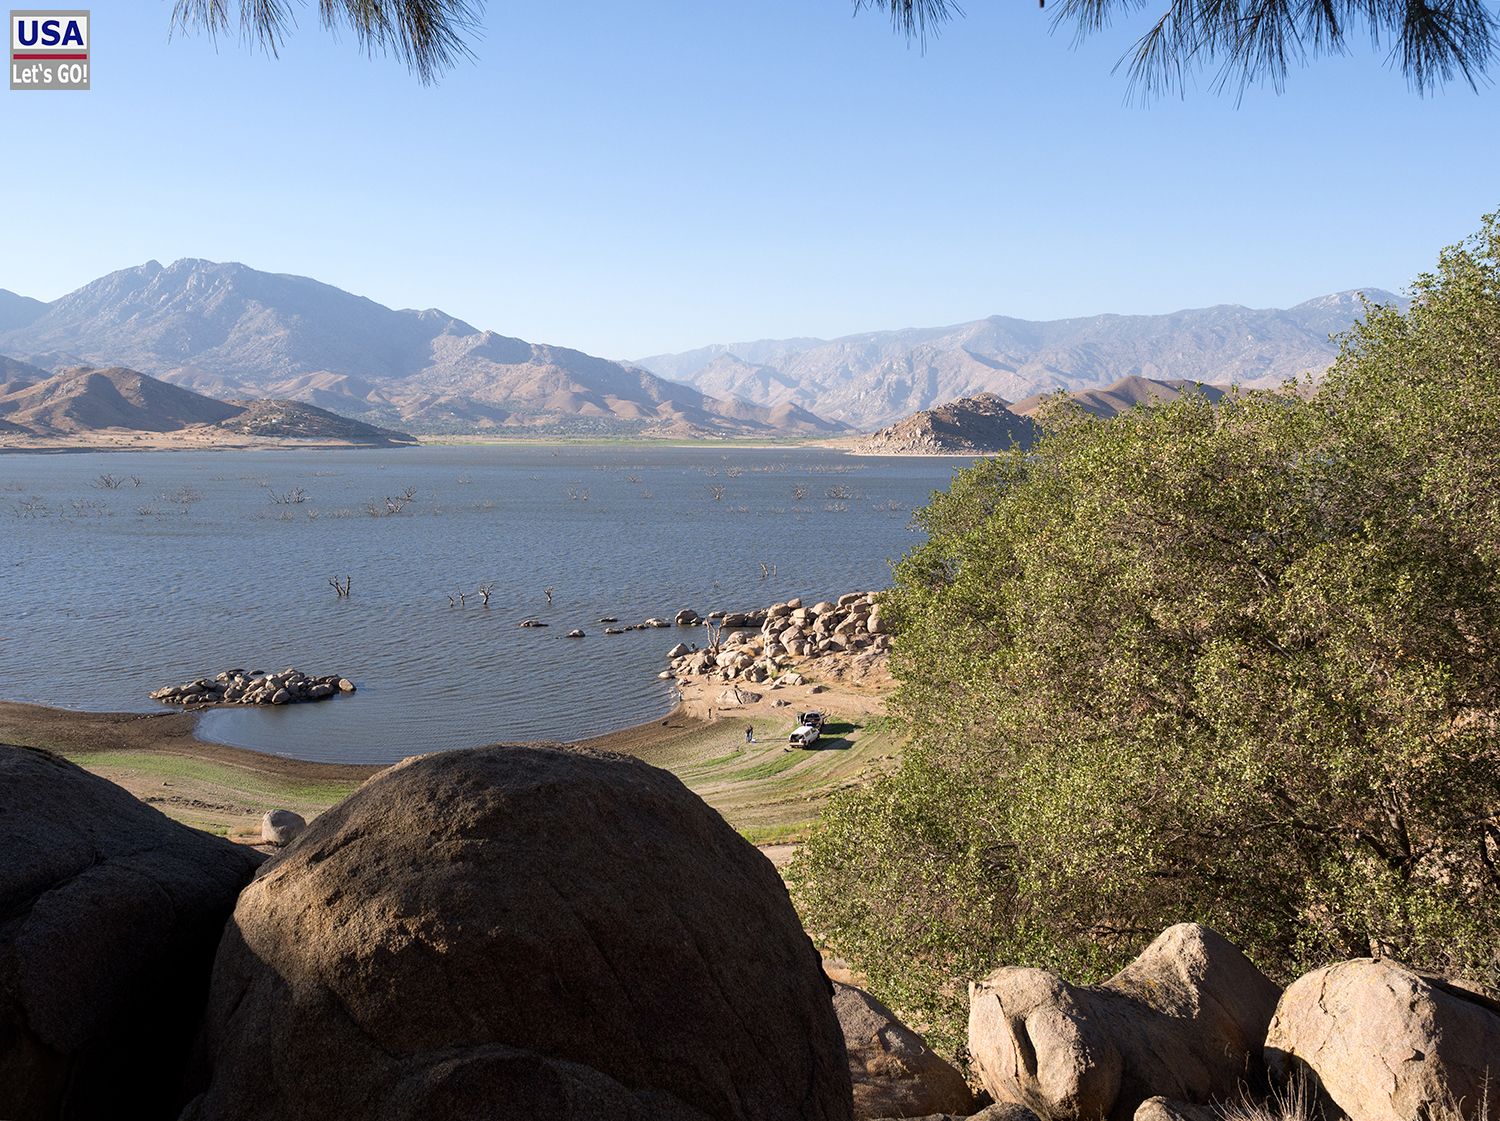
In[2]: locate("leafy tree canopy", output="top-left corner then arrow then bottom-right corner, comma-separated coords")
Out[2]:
789,212 -> 1500,1059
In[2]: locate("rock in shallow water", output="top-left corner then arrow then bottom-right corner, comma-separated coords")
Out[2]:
181,744 -> 852,1121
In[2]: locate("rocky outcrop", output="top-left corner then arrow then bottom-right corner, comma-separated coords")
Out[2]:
968,924 -> 1280,1121
150,668 -> 354,707
0,745 -> 263,1121
1264,958 -> 1500,1121
851,393 -> 1037,456
666,592 -> 891,688
834,981 -> 974,1120
181,744 -> 852,1121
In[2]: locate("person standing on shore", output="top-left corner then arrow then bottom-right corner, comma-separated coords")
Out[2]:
746,725 -> 754,744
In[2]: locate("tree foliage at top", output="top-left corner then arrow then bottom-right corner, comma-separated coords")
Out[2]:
1044,0 -> 1498,96
168,0 -> 1497,91
170,0 -> 481,83
788,213 -> 1500,1059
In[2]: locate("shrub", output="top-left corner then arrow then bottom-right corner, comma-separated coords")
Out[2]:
789,213 -> 1500,1058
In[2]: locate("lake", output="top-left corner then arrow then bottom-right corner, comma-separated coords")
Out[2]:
0,445 -> 968,763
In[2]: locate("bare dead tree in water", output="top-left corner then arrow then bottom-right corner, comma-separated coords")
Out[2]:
709,484 -> 726,501
478,583 -> 493,606
329,575 -> 352,597
544,586 -> 554,606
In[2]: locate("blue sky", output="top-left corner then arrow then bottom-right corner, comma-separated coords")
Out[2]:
2,2 -> 1496,357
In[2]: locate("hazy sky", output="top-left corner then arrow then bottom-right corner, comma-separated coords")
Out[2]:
3,2 -> 1496,357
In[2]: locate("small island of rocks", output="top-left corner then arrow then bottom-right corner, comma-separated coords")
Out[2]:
150,668 -> 356,707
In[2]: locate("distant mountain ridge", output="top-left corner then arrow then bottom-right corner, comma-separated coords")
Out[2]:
852,376 -> 1230,455
637,290 -> 1402,430
0,260 -> 844,438
2,259 -> 1401,437
0,289 -> 47,333
1009,375 -> 1228,419
0,365 -> 415,445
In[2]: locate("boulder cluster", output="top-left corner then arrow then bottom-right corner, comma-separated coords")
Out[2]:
666,592 -> 891,686
149,668 -> 355,707
902,923 -> 1500,1121
1,742 -> 853,1121
3,751 -> 1493,1121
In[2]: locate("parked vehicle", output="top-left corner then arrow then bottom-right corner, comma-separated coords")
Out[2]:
789,711 -> 824,747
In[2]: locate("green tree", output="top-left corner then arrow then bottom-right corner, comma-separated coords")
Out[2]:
171,1 -> 1497,90
789,213 -> 1500,1059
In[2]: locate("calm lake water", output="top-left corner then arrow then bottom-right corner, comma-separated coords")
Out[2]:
0,445 -> 968,763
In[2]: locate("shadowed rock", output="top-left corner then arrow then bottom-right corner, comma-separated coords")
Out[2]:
181,744 -> 851,1121
968,924 -> 1281,1121
834,981 -> 974,1119
0,745 -> 264,1121
868,1107 -> 1040,1121
1265,957 -> 1500,1121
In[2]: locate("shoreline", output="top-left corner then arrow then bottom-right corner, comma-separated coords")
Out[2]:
1,660 -> 901,851
0,433 -> 821,454
0,437 -> 410,455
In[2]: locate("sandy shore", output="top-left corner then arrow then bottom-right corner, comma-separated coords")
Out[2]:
1,655 -> 901,856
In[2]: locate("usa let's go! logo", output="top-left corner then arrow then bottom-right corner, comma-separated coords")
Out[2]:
11,10 -> 89,90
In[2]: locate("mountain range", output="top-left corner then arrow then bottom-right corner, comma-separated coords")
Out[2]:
636,290 -> 1400,430
0,261 -> 841,438
0,260 -> 1400,438
0,365 -> 416,446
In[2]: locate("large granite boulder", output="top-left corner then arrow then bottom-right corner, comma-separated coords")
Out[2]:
968,924 -> 1280,1121
834,981 -> 974,1119
1264,957 -> 1500,1121
181,744 -> 851,1121
0,745 -> 264,1121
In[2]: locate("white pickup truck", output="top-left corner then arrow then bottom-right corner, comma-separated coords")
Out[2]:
788,711 -> 824,747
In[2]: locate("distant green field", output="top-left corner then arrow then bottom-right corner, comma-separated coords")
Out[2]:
64,750 -> 362,804
61,704 -> 902,847
625,710 -> 904,845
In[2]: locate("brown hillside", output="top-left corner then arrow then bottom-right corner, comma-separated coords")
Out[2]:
0,366 -> 414,446
1011,375 -> 1227,419
0,366 -> 240,434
